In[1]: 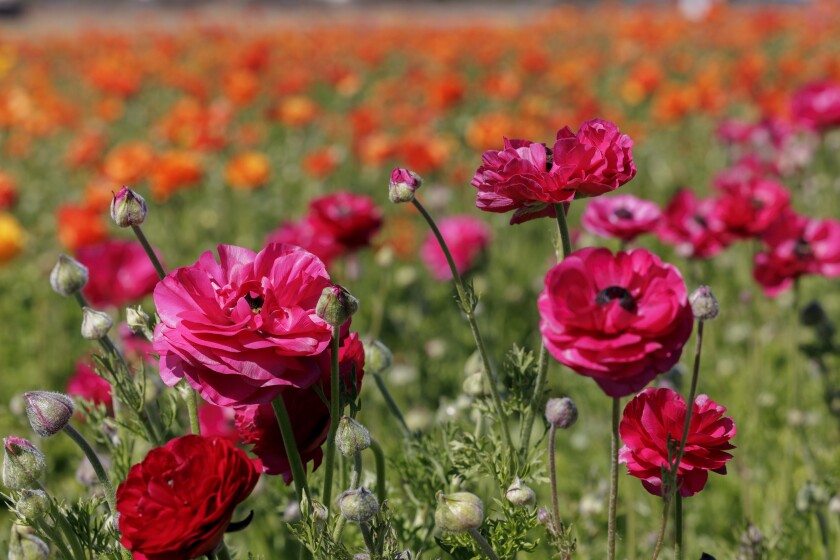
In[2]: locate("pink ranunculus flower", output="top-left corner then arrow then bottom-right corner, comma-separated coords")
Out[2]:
656,189 -> 732,259
753,212 -> 840,297
153,243 -> 333,407
713,170 -> 790,239
266,218 -> 344,268
420,216 -> 492,280
619,387 -> 736,497
75,240 -> 161,308
197,403 -> 238,442
790,80 -> 840,132
581,194 -> 661,243
538,248 -> 694,397
307,191 -> 383,253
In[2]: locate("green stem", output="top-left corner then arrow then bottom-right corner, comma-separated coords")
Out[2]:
360,523 -> 377,556
131,224 -> 166,280
816,508 -> 831,560
33,517 -> 74,560
373,372 -> 410,437
215,541 -> 233,560
553,203 -> 573,258
62,424 -> 116,516
321,325 -> 342,511
548,424 -> 564,538
186,388 -> 201,435
675,494 -> 683,560
350,452 -> 363,490
412,197 -> 514,453
651,496 -> 670,560
271,395 -> 311,503
608,396 -> 620,560
370,438 -> 387,504
467,527 -> 501,560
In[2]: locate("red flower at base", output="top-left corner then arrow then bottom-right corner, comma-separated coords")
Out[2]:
619,387 -> 736,497
656,189 -> 732,259
117,435 -> 259,560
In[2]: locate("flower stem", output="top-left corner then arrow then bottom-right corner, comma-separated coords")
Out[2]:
321,325 -> 342,511
412,197 -> 514,454
467,527 -> 501,560
62,424 -> 117,515
215,541 -> 233,560
373,372 -> 410,437
369,438 -> 387,504
186,387 -> 201,435
360,523 -> 377,556
548,424 -> 564,537
608,396 -> 620,560
271,395 -> 311,503
553,203 -> 573,259
651,496 -> 670,560
674,494 -> 683,560
130,224 -> 166,280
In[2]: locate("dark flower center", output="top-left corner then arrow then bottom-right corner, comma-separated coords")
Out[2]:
595,285 -> 637,313
545,146 -> 554,171
692,214 -> 708,228
750,197 -> 765,210
614,207 -> 634,220
244,293 -> 264,313
794,237 -> 812,258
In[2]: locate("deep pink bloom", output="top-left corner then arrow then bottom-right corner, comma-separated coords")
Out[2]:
790,80 -> 840,131
538,248 -> 693,397
754,212 -> 840,297
619,387 -> 736,497
472,119 -> 636,224
153,244 -> 333,407
420,216 -> 491,280
307,191 -> 383,252
75,240 -> 161,308
266,218 -> 344,267
66,361 -> 112,411
656,189 -> 732,259
581,194 -> 661,242
713,170 -> 790,239
234,332 -> 364,483
197,404 -> 238,442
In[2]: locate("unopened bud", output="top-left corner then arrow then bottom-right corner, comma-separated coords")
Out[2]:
339,486 -> 379,523
363,339 -> 393,375
689,285 -> 719,321
389,168 -> 422,203
545,397 -> 578,429
126,307 -> 151,335
462,372 -> 489,398
16,489 -> 49,520
24,391 -> 74,437
49,255 -> 88,297
81,307 -> 113,340
2,437 -> 46,490
336,416 -> 371,457
110,186 -> 147,227
315,285 -> 359,327
505,477 -> 536,507
8,524 -> 49,560
434,491 -> 483,532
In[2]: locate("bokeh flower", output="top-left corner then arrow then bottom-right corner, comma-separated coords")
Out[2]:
581,194 -> 661,242
76,240 -> 161,308
420,216 -> 491,280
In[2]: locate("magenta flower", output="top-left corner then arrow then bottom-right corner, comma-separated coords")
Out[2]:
75,240 -> 161,308
714,169 -> 790,239
307,191 -> 383,252
581,194 -> 661,243
153,243 -> 333,407
656,189 -> 732,259
538,248 -> 694,397
66,361 -> 112,412
420,216 -> 491,280
266,218 -> 344,268
197,403 -> 238,442
790,80 -> 840,132
619,387 -> 736,497
754,212 -> 840,297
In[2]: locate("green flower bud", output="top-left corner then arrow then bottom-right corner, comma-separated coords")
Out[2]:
689,285 -> 719,321
435,491 -> 483,532
23,391 -> 74,437
462,372 -> 489,398
463,350 -> 484,376
110,186 -> 147,227
126,306 -> 151,336
8,524 -> 49,560
315,285 -> 359,327
3,437 -> 46,490
389,168 -> 422,204
505,477 -> 536,507
545,397 -> 578,429
49,254 -> 88,297
80,307 -> 113,340
363,339 -> 393,375
335,416 -> 371,457
339,486 -> 379,523
16,489 -> 49,520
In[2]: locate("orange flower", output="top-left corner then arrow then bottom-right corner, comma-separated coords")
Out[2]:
65,128 -> 106,169
225,152 -> 270,190
56,204 -> 107,251
102,141 -> 155,185
0,171 -> 18,210
270,96 -> 318,127
223,69 -> 260,106
150,151 -> 204,201
465,113 -> 516,152
0,212 -> 24,263
83,176 -> 120,212
302,148 -> 339,180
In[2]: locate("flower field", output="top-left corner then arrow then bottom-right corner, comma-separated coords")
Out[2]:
1,2 -> 840,558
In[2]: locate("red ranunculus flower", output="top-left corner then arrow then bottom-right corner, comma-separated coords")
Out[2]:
153,244 -> 333,407
713,170 -> 790,239
790,80 -> 840,132
581,194 -> 661,242
66,361 -> 112,412
472,119 -> 636,225
656,189 -> 732,259
420,216 -> 491,280
538,248 -> 693,397
619,387 -> 736,497
235,332 -> 364,483
75,240 -> 161,308
307,191 -> 383,253
117,435 -> 259,560
753,211 -> 840,297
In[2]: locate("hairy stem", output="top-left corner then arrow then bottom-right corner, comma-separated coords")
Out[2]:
186,387 -> 201,435
321,325 -> 342,511
370,438 -> 387,504
373,372 -> 410,437
467,527 -> 501,560
608,396 -> 620,560
131,224 -> 166,280
548,424 -> 564,538
63,424 -> 117,515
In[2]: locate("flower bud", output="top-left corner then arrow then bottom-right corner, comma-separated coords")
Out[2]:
49,254 -> 88,297
311,500 -> 329,529
8,523 -> 49,560
2,437 -> 46,490
389,168 -> 422,203
363,339 -> 393,375
339,486 -> 379,523
335,416 -> 371,457
505,477 -> 536,507
81,307 -> 113,340
16,489 -> 49,520
689,285 -> 719,321
110,186 -> 147,227
23,391 -> 74,437
434,491 -> 483,532
315,285 -> 359,327
537,507 -> 552,528
126,306 -> 151,335
462,372 -> 489,398
545,397 -> 578,429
